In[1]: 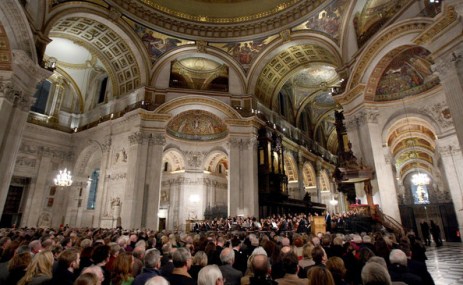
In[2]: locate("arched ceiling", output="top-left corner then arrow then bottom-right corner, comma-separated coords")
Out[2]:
48,16 -> 141,97
387,118 -> 436,178
255,44 -> 339,107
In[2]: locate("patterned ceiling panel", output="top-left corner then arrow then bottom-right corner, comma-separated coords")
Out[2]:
255,44 -> 338,107
50,17 -> 141,97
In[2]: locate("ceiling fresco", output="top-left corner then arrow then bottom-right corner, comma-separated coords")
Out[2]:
210,35 -> 278,71
292,64 -> 339,88
292,0 -> 349,43
125,17 -> 194,64
166,110 -> 228,141
375,47 -> 439,101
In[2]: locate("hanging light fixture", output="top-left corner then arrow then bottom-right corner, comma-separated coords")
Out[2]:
54,168 -> 73,187
401,100 -> 430,186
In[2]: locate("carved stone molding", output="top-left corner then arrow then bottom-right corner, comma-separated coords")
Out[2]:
419,101 -> 453,130
107,172 -> 127,181
101,137 -> 112,153
19,143 -> 74,160
184,151 -> 207,168
162,176 -> 227,188
109,0 -> 324,41
149,133 -> 166,146
108,6 -> 122,21
15,156 -> 37,168
229,137 -> 257,150
128,132 -> 147,145
438,144 -> 460,157
432,52 -> 461,78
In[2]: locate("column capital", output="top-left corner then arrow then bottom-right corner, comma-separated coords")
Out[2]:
438,144 -> 461,157
229,137 -> 257,150
149,133 -> 166,146
128,131 -> 149,146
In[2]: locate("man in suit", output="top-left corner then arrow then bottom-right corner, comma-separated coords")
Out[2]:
219,247 -> 242,285
325,211 -> 332,232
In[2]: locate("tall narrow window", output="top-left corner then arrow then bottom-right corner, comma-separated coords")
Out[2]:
31,80 -> 51,114
164,162 -> 169,172
279,92 -> 286,117
98,77 -> 108,104
87,169 -> 100,209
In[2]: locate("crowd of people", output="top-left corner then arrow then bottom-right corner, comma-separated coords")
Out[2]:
0,212 -> 437,285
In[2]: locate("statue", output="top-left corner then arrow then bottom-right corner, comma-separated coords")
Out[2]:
111,197 -> 122,218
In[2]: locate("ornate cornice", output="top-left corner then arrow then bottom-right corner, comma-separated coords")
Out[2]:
413,5 -> 458,45
108,0 -> 324,41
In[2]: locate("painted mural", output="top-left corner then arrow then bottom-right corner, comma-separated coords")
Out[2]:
210,35 -> 278,70
292,0 -> 349,43
354,0 -> 404,47
376,47 -> 439,101
166,110 -> 228,141
124,17 -> 194,64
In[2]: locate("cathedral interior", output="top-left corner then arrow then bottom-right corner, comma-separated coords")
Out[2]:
0,0 -> 463,240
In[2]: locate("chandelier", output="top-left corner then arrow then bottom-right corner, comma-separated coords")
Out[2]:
329,198 -> 339,206
411,172 -> 430,186
54,168 -> 73,187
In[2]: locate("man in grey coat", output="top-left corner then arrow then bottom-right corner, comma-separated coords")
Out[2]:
219,247 -> 242,285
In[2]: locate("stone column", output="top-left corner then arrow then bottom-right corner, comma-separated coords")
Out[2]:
21,148 -> 52,227
345,109 -> 401,221
123,131 -> 149,229
0,50 -> 50,221
433,47 -> 463,147
437,142 -> 463,235
145,133 -> 166,230
228,137 -> 258,217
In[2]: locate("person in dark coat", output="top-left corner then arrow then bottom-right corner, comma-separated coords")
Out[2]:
421,220 -> 431,246
133,248 -> 162,285
50,248 -> 80,285
388,249 -> 422,284
219,248 -> 242,285
430,220 -> 443,246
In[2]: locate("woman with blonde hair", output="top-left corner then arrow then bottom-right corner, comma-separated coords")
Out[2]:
18,250 -> 54,285
189,250 -> 208,281
111,252 -> 134,285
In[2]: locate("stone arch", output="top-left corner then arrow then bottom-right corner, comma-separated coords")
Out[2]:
162,147 -> 186,173
302,162 -> 316,190
320,169 -> 331,192
203,148 -> 229,175
156,95 -> 242,121
43,4 -> 148,97
150,46 -> 246,94
284,151 -> 298,182
347,18 -> 432,91
247,34 -> 342,108
74,141 -> 102,177
0,0 -> 37,63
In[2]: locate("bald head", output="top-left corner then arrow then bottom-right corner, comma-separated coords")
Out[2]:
252,254 -> 269,277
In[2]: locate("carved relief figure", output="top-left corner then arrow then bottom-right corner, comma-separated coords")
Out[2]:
111,197 -> 122,218
37,212 -> 51,228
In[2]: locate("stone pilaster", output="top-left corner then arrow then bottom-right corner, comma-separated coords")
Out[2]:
228,137 -> 258,217
437,140 -> 463,235
433,47 -> 463,147
93,137 -> 111,228
315,160 -> 322,203
122,131 -> 149,228
145,133 -> 166,230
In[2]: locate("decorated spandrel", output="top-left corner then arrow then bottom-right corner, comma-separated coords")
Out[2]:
124,17 -> 195,64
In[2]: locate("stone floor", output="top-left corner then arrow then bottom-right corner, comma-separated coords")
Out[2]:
426,242 -> 463,285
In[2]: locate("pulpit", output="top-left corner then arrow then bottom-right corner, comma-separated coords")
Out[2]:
311,216 -> 326,235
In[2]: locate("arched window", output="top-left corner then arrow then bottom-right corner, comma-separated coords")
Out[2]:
31,80 -> 52,114
87,169 -> 100,209
97,76 -> 108,104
